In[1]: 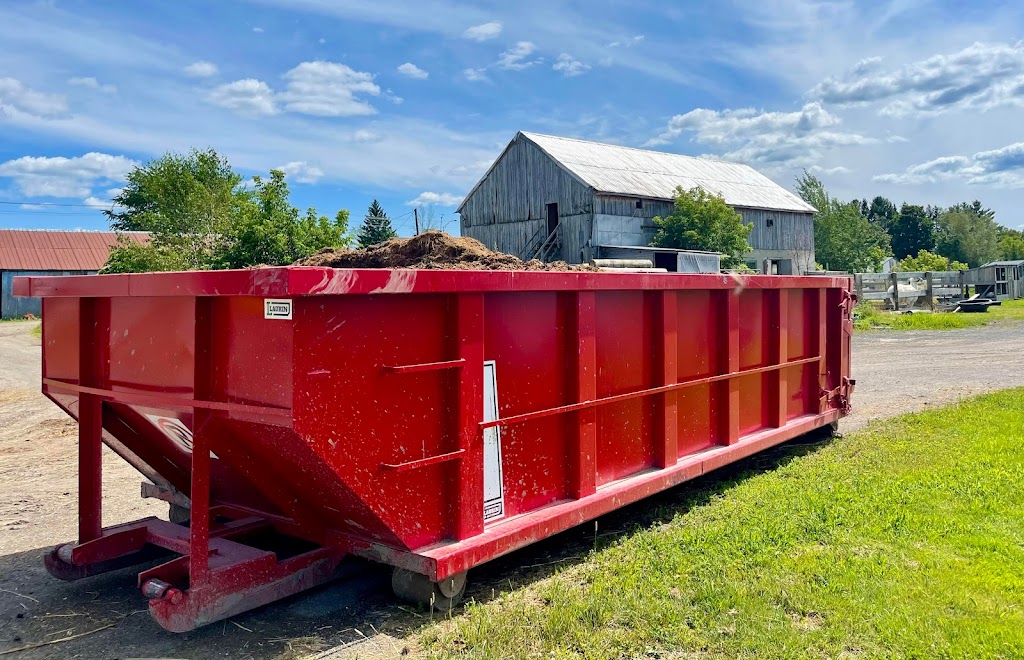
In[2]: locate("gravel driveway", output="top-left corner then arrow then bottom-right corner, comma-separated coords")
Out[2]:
1,319 -> 1022,659
844,322 -> 1024,432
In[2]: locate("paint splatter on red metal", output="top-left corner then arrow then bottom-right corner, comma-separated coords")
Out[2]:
16,267 -> 854,631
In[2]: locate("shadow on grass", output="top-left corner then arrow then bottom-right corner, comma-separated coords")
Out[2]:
452,426 -> 838,611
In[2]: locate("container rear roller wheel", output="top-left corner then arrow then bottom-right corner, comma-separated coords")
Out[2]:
391,568 -> 467,611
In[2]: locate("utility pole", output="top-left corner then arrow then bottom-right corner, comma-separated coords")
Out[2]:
414,208 -> 419,235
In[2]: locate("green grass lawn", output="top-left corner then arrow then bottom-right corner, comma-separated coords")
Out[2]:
854,298 -> 1024,331
419,389 -> 1024,659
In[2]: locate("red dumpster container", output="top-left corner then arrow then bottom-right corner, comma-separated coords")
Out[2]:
15,268 -> 854,631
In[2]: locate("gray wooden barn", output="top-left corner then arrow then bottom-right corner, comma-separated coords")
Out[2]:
458,132 -> 817,273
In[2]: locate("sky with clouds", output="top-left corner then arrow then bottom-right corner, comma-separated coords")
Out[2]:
1,0 -> 1024,233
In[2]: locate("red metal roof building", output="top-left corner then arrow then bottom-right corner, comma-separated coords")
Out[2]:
1,229 -> 149,318
0,229 -> 148,271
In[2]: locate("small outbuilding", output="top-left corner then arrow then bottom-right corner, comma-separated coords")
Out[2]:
458,132 -> 817,273
0,229 -> 148,318
971,260 -> 1024,300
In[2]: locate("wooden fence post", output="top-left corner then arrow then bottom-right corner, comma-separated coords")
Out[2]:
856,273 -> 864,305
890,272 -> 900,311
925,272 -> 934,311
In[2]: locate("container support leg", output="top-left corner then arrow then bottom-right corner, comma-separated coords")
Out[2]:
189,420 -> 211,585
78,394 -> 103,543
78,297 -> 107,543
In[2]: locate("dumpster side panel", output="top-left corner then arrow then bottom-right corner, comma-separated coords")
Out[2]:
40,297 -> 82,424
294,294 -> 458,549
482,292 -> 572,517
216,296 -> 293,411
594,291 -> 656,484
674,290 -> 719,454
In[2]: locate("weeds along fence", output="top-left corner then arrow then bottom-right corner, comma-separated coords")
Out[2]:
854,271 -> 968,311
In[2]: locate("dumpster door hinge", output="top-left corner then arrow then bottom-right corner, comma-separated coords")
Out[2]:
819,377 -> 855,414
838,289 -> 858,314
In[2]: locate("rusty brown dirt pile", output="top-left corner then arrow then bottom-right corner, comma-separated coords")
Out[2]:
294,231 -> 597,271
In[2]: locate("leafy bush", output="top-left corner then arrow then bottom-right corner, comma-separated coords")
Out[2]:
650,186 -> 751,269
898,249 -> 967,272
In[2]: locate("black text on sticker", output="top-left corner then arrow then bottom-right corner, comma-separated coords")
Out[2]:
264,299 -> 292,320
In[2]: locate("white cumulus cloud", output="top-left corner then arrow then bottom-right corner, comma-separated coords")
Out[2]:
406,192 -> 463,207
462,22 -> 502,42
809,41 -> 1024,117
352,129 -> 383,143
646,102 -> 874,169
0,152 -> 138,198
184,60 -> 219,78
83,196 -> 112,209
497,41 -> 540,70
208,79 -> 278,116
553,54 -> 590,77
397,62 -> 429,79
463,68 -> 489,83
875,141 -> 1024,187
68,77 -> 117,93
275,161 -> 325,184
207,62 -> 380,118
281,61 -> 380,117
0,77 -> 68,119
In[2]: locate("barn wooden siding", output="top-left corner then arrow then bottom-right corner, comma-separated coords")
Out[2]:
593,195 -> 674,219
740,208 -> 814,253
460,137 -> 593,229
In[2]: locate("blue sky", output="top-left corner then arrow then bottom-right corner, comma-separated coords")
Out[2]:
2,0 -> 1024,234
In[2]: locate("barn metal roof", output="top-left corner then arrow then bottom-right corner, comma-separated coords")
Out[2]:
0,229 -> 148,271
515,132 -> 816,214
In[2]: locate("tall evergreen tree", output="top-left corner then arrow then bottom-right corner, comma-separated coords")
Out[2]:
866,196 -> 897,231
357,199 -> 398,247
889,203 -> 935,260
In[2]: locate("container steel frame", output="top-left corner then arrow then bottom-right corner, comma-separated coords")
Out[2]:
16,268 -> 854,632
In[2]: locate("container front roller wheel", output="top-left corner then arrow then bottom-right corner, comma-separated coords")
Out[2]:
391,568 -> 467,611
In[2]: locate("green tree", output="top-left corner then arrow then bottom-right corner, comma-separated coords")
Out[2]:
998,227 -> 1024,261
214,170 -> 352,269
890,203 -> 934,260
866,196 -> 897,231
649,186 -> 752,269
103,149 -> 351,272
898,249 -> 967,272
100,238 -> 189,274
105,148 -> 245,270
935,207 -> 1000,267
795,172 -> 891,273
357,199 -> 398,247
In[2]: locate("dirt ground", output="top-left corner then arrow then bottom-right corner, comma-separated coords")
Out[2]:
1,319 -> 1022,659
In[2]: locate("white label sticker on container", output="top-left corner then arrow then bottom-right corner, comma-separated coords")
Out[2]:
482,360 -> 505,523
264,299 -> 292,320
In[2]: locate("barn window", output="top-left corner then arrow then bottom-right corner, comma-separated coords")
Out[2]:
766,217 -> 775,228
635,199 -> 643,209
